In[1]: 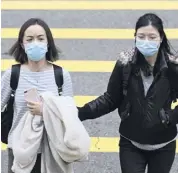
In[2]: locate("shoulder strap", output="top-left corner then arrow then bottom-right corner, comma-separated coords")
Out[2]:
10,64 -> 21,92
122,64 -> 132,96
53,64 -> 64,95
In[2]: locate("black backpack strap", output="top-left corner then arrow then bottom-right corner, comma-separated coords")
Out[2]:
122,64 -> 132,96
53,64 -> 64,95
119,64 -> 132,121
10,64 -> 21,93
1,64 -> 20,144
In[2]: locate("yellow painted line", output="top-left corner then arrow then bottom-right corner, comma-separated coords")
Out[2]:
74,96 -> 97,107
74,95 -> 178,109
2,138 -> 178,152
1,59 -> 178,106
76,96 -> 177,112
90,137 -> 119,152
76,94 -> 178,108
172,100 -> 178,109
1,143 -> 7,151
2,1 -> 178,10
2,28 -> 178,39
1,59 -> 115,72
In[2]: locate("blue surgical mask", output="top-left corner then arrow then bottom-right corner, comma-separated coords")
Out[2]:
136,39 -> 160,58
24,42 -> 48,61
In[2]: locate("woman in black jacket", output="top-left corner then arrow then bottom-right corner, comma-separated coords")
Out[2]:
78,13 -> 178,173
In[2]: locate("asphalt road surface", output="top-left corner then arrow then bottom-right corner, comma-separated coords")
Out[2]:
1,0 -> 178,172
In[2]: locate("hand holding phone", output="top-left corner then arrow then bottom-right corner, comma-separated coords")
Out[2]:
24,88 -> 40,103
25,88 -> 42,115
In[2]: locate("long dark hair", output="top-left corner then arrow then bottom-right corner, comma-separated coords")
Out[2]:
134,13 -> 173,76
9,18 -> 60,64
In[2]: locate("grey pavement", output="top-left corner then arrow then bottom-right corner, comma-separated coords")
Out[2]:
1,6 -> 178,173
2,10 -> 178,28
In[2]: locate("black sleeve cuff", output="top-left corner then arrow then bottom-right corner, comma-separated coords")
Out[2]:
77,104 -> 92,121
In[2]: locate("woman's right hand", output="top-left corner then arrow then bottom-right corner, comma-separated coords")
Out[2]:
27,101 -> 43,116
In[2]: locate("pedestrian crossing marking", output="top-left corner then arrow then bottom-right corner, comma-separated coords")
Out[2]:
1,138 -> 178,153
77,96 -> 177,110
2,28 -> 178,39
172,101 -> 178,109
1,59 -> 178,109
1,59 -> 178,108
74,96 -> 97,106
2,59 -> 178,108
1,0 -> 178,166
0,79 -> 177,108
2,1 -> 178,10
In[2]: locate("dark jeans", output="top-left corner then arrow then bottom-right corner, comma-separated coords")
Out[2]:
8,149 -> 41,173
119,136 -> 176,173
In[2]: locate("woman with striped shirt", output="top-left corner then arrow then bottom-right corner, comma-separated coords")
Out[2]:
1,18 -> 73,173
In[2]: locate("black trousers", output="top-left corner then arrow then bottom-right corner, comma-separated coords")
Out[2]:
8,149 -> 41,173
119,136 -> 176,173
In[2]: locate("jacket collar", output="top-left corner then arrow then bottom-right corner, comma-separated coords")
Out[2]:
118,48 -> 177,67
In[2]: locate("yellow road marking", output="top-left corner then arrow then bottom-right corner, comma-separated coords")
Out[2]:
1,59 -> 115,72
74,96 -> 97,106
2,138 -> 178,152
76,94 -> 178,110
1,59 -> 178,107
2,1 -> 178,10
172,100 -> 178,109
75,96 -> 178,109
2,28 -> 178,39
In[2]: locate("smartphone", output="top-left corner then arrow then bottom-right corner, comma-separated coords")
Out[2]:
24,88 -> 40,102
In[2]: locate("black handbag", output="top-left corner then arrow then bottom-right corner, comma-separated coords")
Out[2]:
1,64 -> 20,144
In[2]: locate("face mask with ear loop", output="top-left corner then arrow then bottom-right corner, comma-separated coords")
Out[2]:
135,39 -> 161,58
24,41 -> 48,61
134,31 -> 162,58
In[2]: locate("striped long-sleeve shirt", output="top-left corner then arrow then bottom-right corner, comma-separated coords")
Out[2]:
1,66 -> 73,148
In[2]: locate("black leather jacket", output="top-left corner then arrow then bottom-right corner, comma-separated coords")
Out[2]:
79,49 -> 178,144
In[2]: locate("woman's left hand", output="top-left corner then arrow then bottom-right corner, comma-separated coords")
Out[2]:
27,101 -> 42,116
